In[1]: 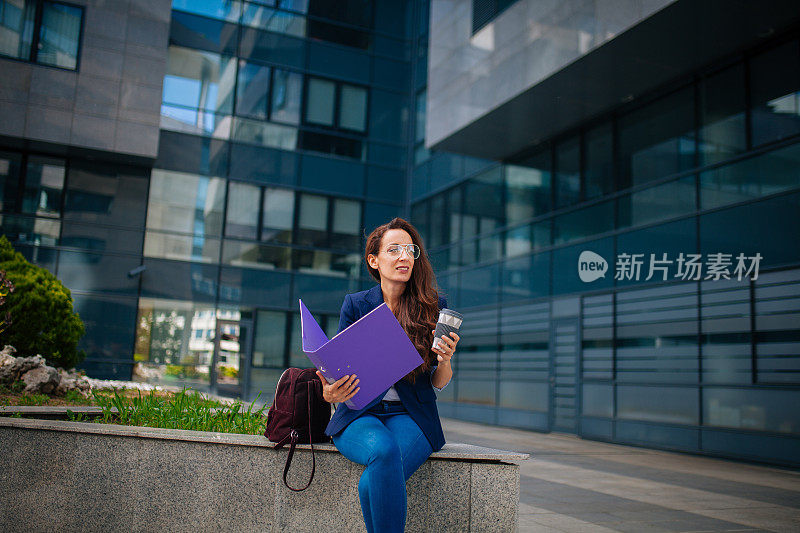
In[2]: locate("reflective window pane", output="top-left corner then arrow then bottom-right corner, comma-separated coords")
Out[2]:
699,63 -> 746,165
555,137 -> 580,208
293,249 -> 359,278
415,90 -> 426,143
331,198 -> 360,249
231,117 -> 297,150
506,149 -> 551,222
0,150 -> 22,212
618,385 -> 698,425
253,310 -> 287,367
306,77 -> 335,126
553,200 -> 614,245
750,40 -> 800,147
619,86 -> 695,188
464,167 -> 504,234
147,170 -> 225,236
222,240 -> 291,270
160,105 -> 232,139
135,299 -> 216,386
0,0 -> 35,60
22,156 -> 64,217
225,181 -> 260,239
585,123 -> 614,198
700,143 -> 800,210
504,225 -> 531,258
262,187 -> 294,243
704,388 -> 800,434
65,163 -> 149,229
37,1 -> 81,69
143,230 -> 220,263
236,60 -> 270,119
0,213 -> 60,246
617,176 -> 696,229
242,3 -> 305,36
163,46 -> 235,114
339,84 -> 367,132
171,0 -> 242,22
270,69 -> 302,125
298,130 -> 363,159
297,193 -> 328,245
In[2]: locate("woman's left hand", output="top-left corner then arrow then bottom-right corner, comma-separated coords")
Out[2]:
432,330 -> 459,364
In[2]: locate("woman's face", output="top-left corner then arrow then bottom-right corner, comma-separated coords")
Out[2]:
368,228 -> 415,283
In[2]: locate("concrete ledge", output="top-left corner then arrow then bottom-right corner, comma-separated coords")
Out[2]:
1,417 -> 528,532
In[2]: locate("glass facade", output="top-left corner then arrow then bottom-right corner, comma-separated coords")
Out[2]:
1,0 -> 800,467
410,32 -> 800,466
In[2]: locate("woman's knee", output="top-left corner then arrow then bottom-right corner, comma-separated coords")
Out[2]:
366,436 -> 402,466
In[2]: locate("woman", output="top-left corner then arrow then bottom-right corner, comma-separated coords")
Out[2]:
316,217 -> 459,533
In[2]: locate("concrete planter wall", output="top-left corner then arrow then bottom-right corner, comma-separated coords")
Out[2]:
1,417 -> 528,532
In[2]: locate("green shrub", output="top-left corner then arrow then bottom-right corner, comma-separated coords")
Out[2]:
0,236 -> 86,369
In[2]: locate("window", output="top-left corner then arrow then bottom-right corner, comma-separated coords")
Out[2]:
331,197 -> 360,249
224,182 -> 296,244
253,310 -> 287,367
700,64 -> 746,165
163,46 -> 235,115
554,136 -> 581,208
0,0 -> 83,70
161,46 -> 235,138
306,78 -> 336,126
618,86 -> 695,189
297,193 -> 328,246
147,170 -> 225,237
339,85 -> 367,132
750,40 -> 800,147
506,149 -> 551,224
242,2 -> 306,37
262,188 -> 294,243
304,76 -> 368,133
235,61 -> 270,119
225,181 -> 260,239
271,68 -> 303,124
235,61 -> 302,125
294,193 -> 363,250
415,91 -> 426,143
306,0 -> 372,49
0,152 -> 64,217
584,123 -> 614,198
299,76 -> 367,158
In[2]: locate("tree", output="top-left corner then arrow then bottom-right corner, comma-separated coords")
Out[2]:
0,236 -> 86,369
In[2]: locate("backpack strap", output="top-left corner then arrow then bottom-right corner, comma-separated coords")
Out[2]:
282,382 -> 317,492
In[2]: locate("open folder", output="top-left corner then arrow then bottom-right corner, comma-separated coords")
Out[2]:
299,299 -> 424,410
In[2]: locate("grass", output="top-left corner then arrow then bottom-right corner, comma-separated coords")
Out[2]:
2,382 -> 270,436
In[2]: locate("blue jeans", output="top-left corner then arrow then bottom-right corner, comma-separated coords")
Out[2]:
332,401 -> 433,533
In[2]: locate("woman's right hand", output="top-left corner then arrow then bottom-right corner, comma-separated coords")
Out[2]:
316,371 -> 360,403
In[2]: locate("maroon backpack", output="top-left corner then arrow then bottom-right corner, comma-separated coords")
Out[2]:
264,368 -> 331,491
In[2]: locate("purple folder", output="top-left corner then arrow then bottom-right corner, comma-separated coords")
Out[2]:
299,299 -> 424,410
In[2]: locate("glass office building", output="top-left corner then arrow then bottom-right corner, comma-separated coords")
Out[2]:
415,0 -> 800,466
1,0 -> 799,466
0,0 -> 425,399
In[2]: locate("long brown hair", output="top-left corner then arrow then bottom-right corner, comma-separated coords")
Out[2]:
365,217 -> 439,383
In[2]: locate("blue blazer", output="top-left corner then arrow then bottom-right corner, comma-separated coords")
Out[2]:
324,284 -> 447,452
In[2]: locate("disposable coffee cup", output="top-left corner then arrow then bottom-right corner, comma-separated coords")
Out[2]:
432,309 -> 463,351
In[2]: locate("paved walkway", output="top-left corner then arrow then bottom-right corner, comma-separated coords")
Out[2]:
441,418 -> 800,532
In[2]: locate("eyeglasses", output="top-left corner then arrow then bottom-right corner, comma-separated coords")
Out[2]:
384,243 -> 420,259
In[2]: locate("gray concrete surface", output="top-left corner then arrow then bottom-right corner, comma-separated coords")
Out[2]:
0,417 -> 525,532
442,418 -> 800,532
